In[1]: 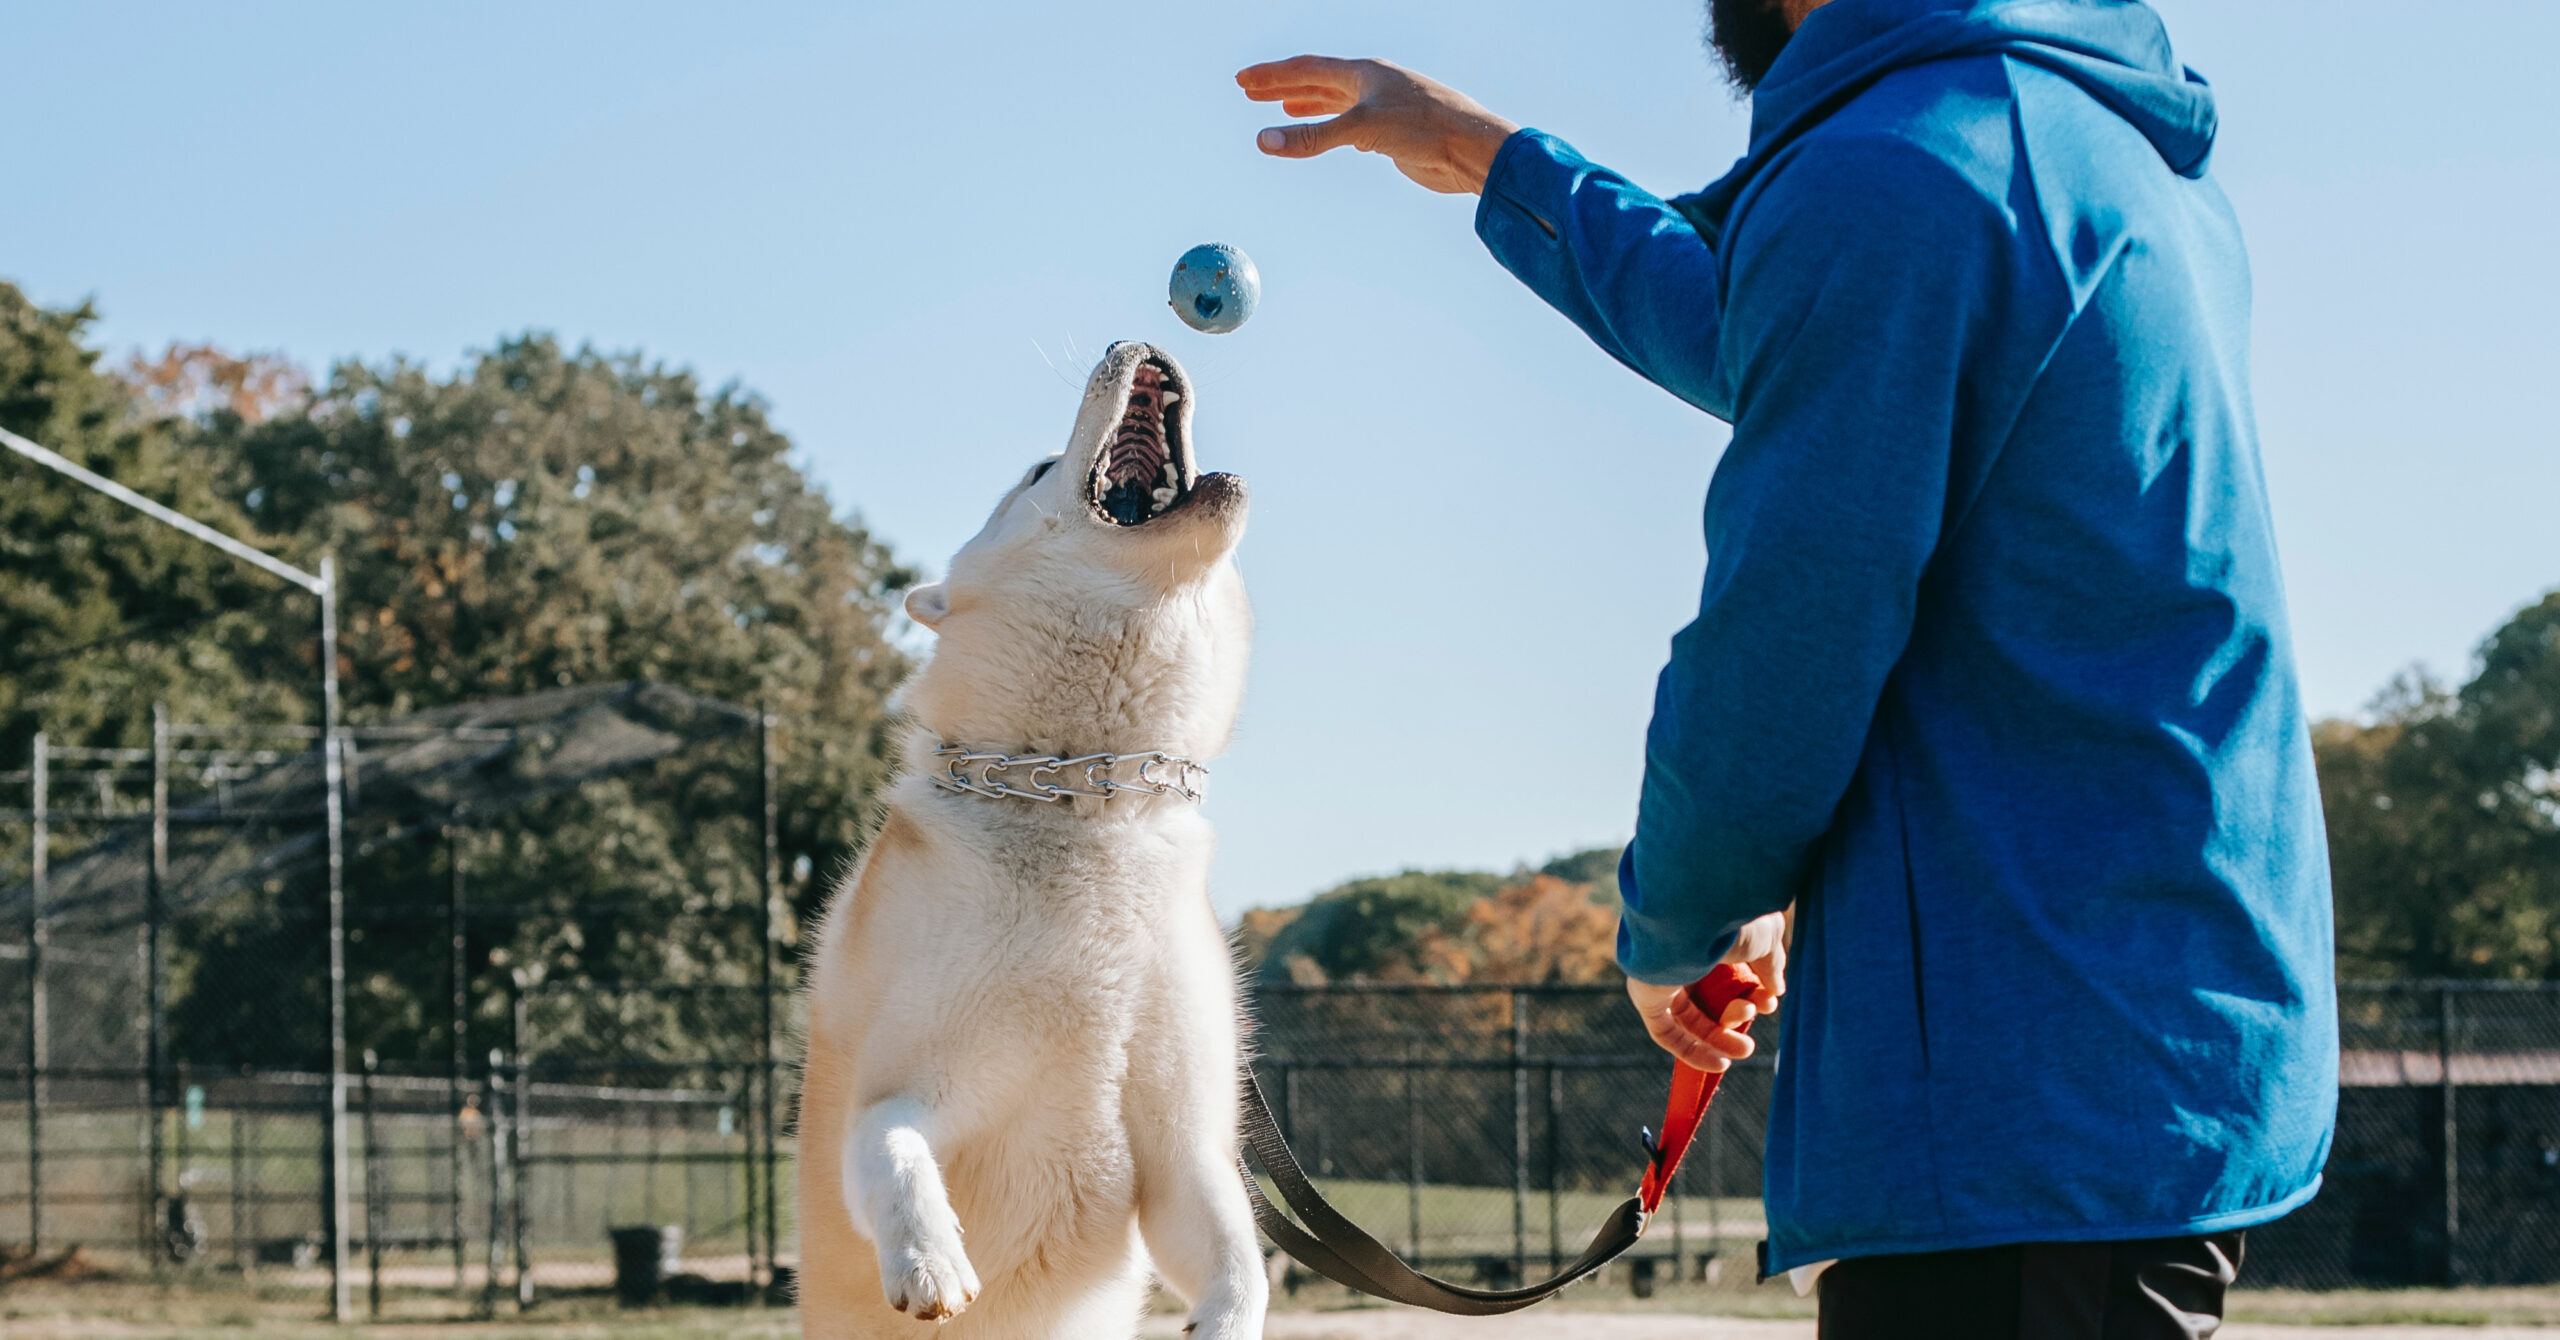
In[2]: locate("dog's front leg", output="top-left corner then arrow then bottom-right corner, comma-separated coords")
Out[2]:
841,1096 -> 980,1321
1136,1138 -> 1269,1340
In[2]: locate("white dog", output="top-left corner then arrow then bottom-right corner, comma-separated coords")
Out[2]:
797,341 -> 1267,1340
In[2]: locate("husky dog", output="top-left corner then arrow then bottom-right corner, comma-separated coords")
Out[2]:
797,342 -> 1266,1340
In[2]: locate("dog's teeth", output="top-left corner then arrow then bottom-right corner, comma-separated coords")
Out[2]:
1161,391 -> 1180,405
1153,486 -> 1177,506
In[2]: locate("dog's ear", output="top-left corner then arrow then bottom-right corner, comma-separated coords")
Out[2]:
903,581 -> 950,630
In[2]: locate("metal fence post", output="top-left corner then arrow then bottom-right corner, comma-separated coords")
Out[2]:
1404,1044 -> 1421,1263
230,1095 -> 248,1273
447,813 -> 469,1291
511,978 -> 533,1310
2441,983 -> 2460,1286
481,1060 -> 505,1319
757,708 -> 781,1291
24,732 -> 46,1254
1511,988 -> 1529,1281
1703,1066 -> 1722,1278
244,1105 -> 263,1269
731,1066 -> 752,1272
363,1049 -> 383,1318
1669,1152 -> 1685,1283
1545,1063 -> 1562,1275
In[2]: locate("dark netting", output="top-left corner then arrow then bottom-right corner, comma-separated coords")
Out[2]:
8,682 -> 755,939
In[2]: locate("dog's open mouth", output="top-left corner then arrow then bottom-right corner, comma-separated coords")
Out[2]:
1091,358 -> 1192,526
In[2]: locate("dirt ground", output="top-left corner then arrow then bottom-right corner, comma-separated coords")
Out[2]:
8,1279 -> 2560,1339
1138,1313 -> 2560,1340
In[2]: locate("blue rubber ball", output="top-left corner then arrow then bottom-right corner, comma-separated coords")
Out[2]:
1169,243 -> 1259,334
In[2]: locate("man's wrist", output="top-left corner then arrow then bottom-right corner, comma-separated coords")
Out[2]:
1451,117 -> 1523,194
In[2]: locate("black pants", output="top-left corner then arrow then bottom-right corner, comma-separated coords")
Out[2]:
1816,1232 -> 2244,1340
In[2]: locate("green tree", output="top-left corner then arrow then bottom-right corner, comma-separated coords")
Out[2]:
185,334 -> 916,1067
1,284 -> 307,766
4,288 -> 914,1072
2322,590 -> 2560,978
1237,845 -> 1628,984
1538,844 -> 1624,889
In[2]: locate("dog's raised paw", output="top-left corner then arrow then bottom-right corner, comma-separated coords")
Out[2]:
1179,1288 -> 1267,1340
879,1229 -> 980,1323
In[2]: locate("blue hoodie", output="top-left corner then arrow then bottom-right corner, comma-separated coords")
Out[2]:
1476,0 -> 2335,1268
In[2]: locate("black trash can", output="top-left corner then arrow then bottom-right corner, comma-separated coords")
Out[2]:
610,1225 -> 683,1306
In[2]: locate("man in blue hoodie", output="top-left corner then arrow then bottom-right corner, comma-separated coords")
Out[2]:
1241,1 -> 2335,1334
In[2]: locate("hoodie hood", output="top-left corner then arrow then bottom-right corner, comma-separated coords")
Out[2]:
1680,0 -> 2214,238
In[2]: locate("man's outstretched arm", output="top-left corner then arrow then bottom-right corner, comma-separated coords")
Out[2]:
1619,135 -> 2023,987
1238,58 -> 1726,409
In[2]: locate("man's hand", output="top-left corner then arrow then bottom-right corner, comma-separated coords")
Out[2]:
1626,912 -> 1789,1071
1236,56 -> 1521,195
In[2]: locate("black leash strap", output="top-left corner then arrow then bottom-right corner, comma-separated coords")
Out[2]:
1237,1068 -> 1646,1315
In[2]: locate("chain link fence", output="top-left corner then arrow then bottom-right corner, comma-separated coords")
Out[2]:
1249,983 -> 1766,1292
6,703 -> 2558,1308
0,686 -> 793,1312
1253,981 -> 2560,1294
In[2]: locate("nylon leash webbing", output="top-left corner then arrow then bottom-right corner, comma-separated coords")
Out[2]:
1238,964 -> 1762,1315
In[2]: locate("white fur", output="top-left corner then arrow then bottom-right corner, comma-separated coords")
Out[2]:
798,343 -> 1266,1340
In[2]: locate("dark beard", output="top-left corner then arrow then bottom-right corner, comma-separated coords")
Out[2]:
1706,0 -> 1797,92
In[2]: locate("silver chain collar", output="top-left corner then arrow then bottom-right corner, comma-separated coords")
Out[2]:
930,744 -> 1208,805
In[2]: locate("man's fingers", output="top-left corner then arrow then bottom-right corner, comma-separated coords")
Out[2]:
1642,1011 -> 1733,1073
1247,85 -> 1355,110
1660,993 -> 1758,1065
1256,111 -> 1367,159
1671,989 -> 1755,1034
1668,1034 -> 1734,1073
1236,55 -> 1365,99
1279,96 -> 1354,117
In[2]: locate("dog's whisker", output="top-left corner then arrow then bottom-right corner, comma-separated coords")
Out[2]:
1031,338 -> 1080,390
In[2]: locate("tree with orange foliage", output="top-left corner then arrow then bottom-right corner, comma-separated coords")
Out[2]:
123,342 -> 310,426
1459,873 -> 1621,984
1240,853 -> 1626,986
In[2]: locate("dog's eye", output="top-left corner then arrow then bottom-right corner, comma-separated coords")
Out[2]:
1023,460 -> 1056,487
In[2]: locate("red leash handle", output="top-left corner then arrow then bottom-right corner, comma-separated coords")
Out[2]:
1636,962 -> 1762,1215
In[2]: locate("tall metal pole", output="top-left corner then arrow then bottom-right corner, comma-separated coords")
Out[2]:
147,704 -> 170,1256
0,425 -> 347,1308
757,708 -> 781,1290
322,556 -> 353,1322
25,733 -> 47,1253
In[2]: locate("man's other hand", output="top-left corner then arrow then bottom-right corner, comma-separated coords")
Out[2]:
1236,56 -> 1521,195
1626,912 -> 1788,1071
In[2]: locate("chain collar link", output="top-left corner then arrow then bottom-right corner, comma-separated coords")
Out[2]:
930,744 -> 1208,805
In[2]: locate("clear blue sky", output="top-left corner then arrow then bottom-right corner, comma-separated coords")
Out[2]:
6,2 -> 2554,917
